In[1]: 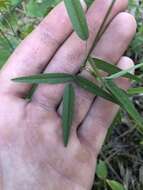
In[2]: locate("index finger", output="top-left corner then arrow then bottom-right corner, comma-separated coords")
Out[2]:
0,1 -> 86,97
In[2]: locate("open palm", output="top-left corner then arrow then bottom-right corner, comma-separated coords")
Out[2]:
0,0 -> 136,189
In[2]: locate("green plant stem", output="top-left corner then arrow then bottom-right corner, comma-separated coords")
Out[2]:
88,57 -> 104,83
88,57 -> 108,91
84,0 -> 116,65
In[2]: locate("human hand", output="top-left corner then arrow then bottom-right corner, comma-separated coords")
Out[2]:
0,0 -> 136,189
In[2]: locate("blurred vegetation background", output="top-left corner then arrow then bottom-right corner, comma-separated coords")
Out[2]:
0,0 -> 143,189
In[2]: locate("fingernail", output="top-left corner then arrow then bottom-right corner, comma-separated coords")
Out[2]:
118,57 -> 135,74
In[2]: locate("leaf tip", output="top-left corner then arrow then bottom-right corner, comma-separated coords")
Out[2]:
11,78 -> 18,82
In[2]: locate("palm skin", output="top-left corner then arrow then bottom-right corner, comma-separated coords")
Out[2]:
0,0 -> 136,189
0,97 -> 96,190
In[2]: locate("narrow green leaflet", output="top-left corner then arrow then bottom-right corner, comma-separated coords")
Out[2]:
62,83 -> 75,147
106,180 -> 126,190
106,62 -> 143,80
128,87 -> 143,95
96,160 -> 108,180
105,80 -> 143,133
74,76 -> 119,104
12,73 -> 74,84
64,0 -> 89,40
91,58 -> 142,82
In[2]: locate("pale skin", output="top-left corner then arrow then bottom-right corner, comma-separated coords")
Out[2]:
0,0 -> 137,189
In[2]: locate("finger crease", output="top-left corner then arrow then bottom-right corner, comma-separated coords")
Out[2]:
31,97 -> 55,112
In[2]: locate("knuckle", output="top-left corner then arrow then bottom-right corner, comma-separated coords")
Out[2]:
32,95 -> 56,111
